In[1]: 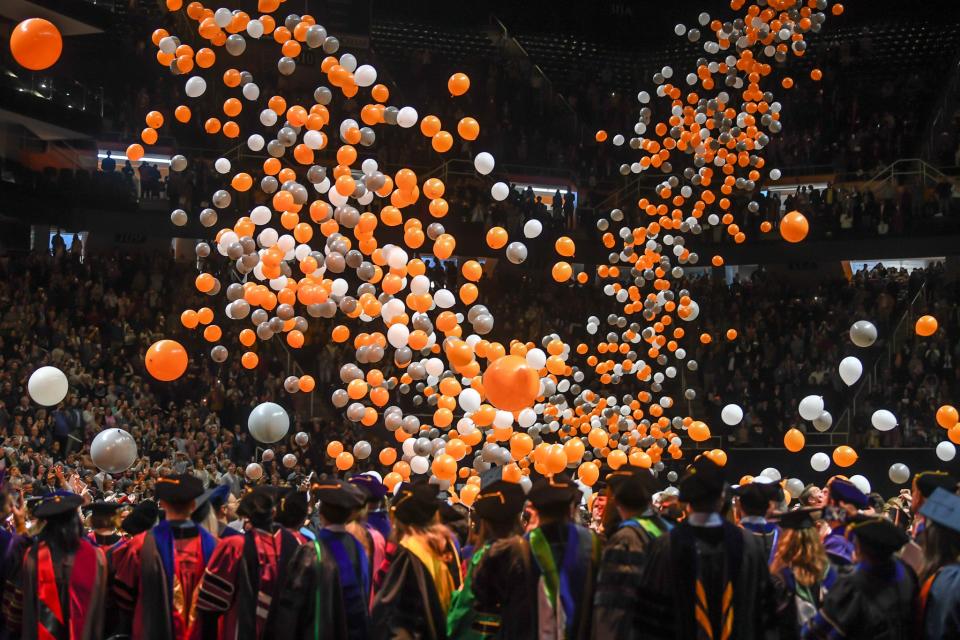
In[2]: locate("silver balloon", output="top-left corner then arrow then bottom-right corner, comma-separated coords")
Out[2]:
506,242 -> 528,264
849,320 -> 878,348
247,402 -> 290,443
261,449 -> 275,462
282,454 -> 297,468
294,432 -> 309,446
170,209 -> 188,226
90,428 -> 138,474
246,463 -> 263,480
225,34 -> 246,56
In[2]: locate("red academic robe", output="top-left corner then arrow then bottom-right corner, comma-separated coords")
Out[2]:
3,537 -> 108,640
111,521 -> 216,640
196,528 -> 301,640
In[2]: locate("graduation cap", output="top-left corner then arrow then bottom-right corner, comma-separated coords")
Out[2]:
440,500 -> 469,525
237,487 -> 276,526
920,487 -> 960,534
312,478 -> 366,510
155,474 -> 204,503
606,466 -> 660,510
349,473 -> 388,501
772,507 -> 822,530
192,484 -> 232,523
528,471 -> 579,509
846,515 -> 909,557
87,501 -> 122,517
122,500 -> 159,535
734,480 -> 784,512
33,491 -> 82,519
914,471 -> 958,498
827,478 -> 868,509
678,456 -> 725,504
391,481 -> 440,526
474,466 -> 526,521
276,488 -> 309,527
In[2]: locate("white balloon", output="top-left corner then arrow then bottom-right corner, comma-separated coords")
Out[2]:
260,109 -> 278,126
397,107 -> 419,128
249,206 -> 271,225
282,454 -> 298,468
246,19 -> 264,38
90,428 -> 138,473
491,182 -> 510,201
494,410 -> 513,428
459,389 -> 481,413
247,402 -> 290,443
523,219 -> 543,238
361,158 -> 378,175
760,467 -> 781,482
339,53 -> 357,72
434,289 -> 455,309
410,456 -> 429,475
28,366 -> 68,406
937,441 -> 957,462
158,36 -> 177,54
518,408 -> 536,428
526,348 -> 547,370
386,247 -> 408,269
849,475 -> 871,495
799,395 -> 825,421
245,463 -> 263,480
849,320 -> 878,348
354,64 -> 377,87
425,358 -> 444,377
258,228 -> 278,247
331,279 -> 348,297
810,452 -> 831,472
387,324 -> 409,348
721,404 -> 743,426
295,431 -> 309,446
681,300 -> 699,322
214,8 -> 232,27
888,463 -> 911,484
242,83 -> 260,101
871,409 -> 898,432
838,356 -> 862,386
247,134 -> 265,151
184,76 -> 207,98
214,158 -> 231,174
473,152 -> 495,175
410,275 -> 430,295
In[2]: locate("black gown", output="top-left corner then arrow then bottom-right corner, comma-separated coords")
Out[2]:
592,516 -> 667,639
800,558 -> 917,640
371,545 -> 449,640
270,540 -> 350,640
468,537 -> 538,639
638,520 -> 774,640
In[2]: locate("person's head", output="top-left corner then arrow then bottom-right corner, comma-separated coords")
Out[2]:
389,481 -> 441,535
528,472 -> 579,524
155,473 -> 204,520
679,456 -> 726,514
735,481 -> 782,519
275,489 -> 309,529
237,489 -> 274,531
473,467 -> 526,544
912,471 -> 957,512
799,484 -> 823,507
89,501 -> 121,530
34,492 -> 84,552
313,478 -> 365,526
918,488 -> 960,580
848,516 -> 909,564
825,478 -> 867,519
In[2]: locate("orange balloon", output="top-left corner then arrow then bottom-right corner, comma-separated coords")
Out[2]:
379,447 -> 397,466
141,127 -> 158,145
126,144 -> 144,162
949,425 -> 960,445
832,445 -> 858,468
144,340 -> 188,381
688,421 -> 711,442
915,315 -> 938,337
431,131 -> 453,153
481,355 -> 539,412
336,452 -> 354,471
936,405 -> 959,429
486,227 -> 508,249
10,19 -> 62,71
784,428 -> 806,453
457,117 -> 480,141
779,211 -> 809,243
174,105 -> 191,123
180,310 -> 198,329
551,262 -> 573,283
447,72 -> 470,96
554,236 -> 575,257
577,461 -> 599,486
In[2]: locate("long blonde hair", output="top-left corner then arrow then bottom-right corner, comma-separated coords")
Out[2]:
394,518 -> 453,558
770,528 -> 828,587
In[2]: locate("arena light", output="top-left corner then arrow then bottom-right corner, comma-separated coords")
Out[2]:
97,151 -> 171,165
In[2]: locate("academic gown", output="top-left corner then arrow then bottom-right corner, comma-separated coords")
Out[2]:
87,532 -> 124,548
111,520 -> 217,640
315,527 -> 371,640
196,528 -> 301,640
448,536 -> 538,640
371,536 -> 462,640
638,519 -> 774,640
771,565 -> 838,640
526,522 -> 600,640
921,563 -> 960,639
270,536 -> 350,640
3,537 -> 108,640
740,519 -> 780,565
592,515 -> 668,639
823,525 -> 855,575
801,558 -> 917,640
0,528 -> 26,640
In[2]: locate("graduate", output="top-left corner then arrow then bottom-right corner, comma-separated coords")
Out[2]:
120,500 -> 160,537
447,466 -> 536,640
192,485 -> 240,539
801,516 -> 917,639
196,487 -> 301,639
111,474 -> 217,640
734,480 -> 783,564
769,508 -> 837,639
351,473 -> 391,543
915,488 -> 960,639
910,471 -> 957,539
271,479 -> 360,640
592,464 -> 668,639
821,478 -> 867,572
347,473 -> 388,591
85,501 -> 124,549
274,488 -> 311,543
638,456 -> 773,640
3,491 -> 108,640
372,481 -> 462,640
524,471 -> 600,640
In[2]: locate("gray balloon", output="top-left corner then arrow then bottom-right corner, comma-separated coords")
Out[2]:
313,86 -> 332,105
212,190 -> 231,209
849,321 -> 877,348
307,165 -> 327,184
198,209 -> 217,228
506,242 -> 528,264
383,107 -> 399,125
251,309 -> 268,325
427,223 -> 445,240
170,209 -> 188,226
331,389 -> 349,408
211,345 -> 228,363
267,140 -> 286,158
226,282 -> 244,301
284,376 -> 300,393
322,36 -> 339,53
171,155 -> 188,172
195,242 -> 211,258
278,57 -> 296,76
306,25 -> 327,49
225,34 -> 246,56
256,323 -> 274,340
90,428 -> 138,474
